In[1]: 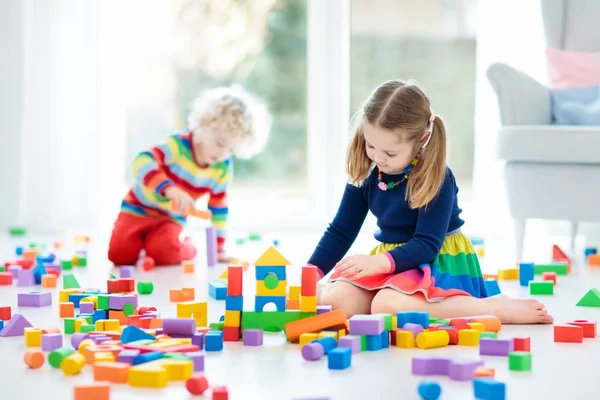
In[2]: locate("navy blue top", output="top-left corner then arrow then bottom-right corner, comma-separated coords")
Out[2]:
307,166 -> 464,275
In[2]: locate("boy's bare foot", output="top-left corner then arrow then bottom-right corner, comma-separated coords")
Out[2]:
488,296 -> 554,324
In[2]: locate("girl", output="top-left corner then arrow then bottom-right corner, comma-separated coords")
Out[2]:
308,80 -> 553,324
108,85 -> 271,266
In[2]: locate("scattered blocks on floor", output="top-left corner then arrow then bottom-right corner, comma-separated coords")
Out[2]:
417,380 -> 442,400
565,319 -> 597,338
205,330 -> 224,351
508,352 -> 531,371
554,324 -> 584,343
513,336 -> 531,352
576,288 -> 600,307
473,378 -> 505,400
518,262 -> 534,286
24,350 -> 45,369
542,272 -> 557,285
479,338 -> 514,356
497,267 -> 518,280
0,314 -> 33,337
327,347 -> 351,370
529,281 -> 554,295
458,329 -> 479,346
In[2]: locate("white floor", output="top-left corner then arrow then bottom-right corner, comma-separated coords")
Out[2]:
0,230 -> 599,400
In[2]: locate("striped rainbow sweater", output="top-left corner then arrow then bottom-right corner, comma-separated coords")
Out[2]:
121,130 -> 230,253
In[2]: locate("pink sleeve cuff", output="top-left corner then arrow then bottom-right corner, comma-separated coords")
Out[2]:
316,268 -> 325,279
383,252 -> 396,274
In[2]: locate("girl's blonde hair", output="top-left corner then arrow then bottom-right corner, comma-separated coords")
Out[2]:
188,85 -> 272,159
347,80 -> 447,209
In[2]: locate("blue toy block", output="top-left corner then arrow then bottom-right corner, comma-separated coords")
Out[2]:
469,236 -> 485,246
133,351 -> 163,365
32,261 -> 47,285
92,309 -> 108,323
366,334 -> 382,351
0,320 -> 4,331
585,247 -> 597,258
519,262 -> 535,287
205,330 -> 223,351
225,295 -> 243,311
68,293 -> 91,308
380,330 -> 389,349
219,315 -> 224,322
313,336 -> 337,354
396,311 -> 429,329
418,380 -> 442,400
473,378 -> 505,400
209,280 -> 227,300
15,246 -> 23,257
484,279 -> 501,296
254,295 -> 286,312
328,347 -> 351,370
255,265 -> 286,281
121,325 -> 156,344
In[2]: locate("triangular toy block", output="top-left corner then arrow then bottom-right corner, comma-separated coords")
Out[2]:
121,325 -> 156,344
552,244 -> 572,273
0,314 -> 33,337
254,246 -> 291,267
576,288 -> 600,307
63,274 -> 81,289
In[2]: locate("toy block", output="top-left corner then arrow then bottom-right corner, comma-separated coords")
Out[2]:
474,367 -> 495,378
497,268 -> 518,280
411,356 -> 452,376
508,351 -> 531,371
95,351 -> 116,363
473,378 -> 505,400
93,309 -> 108,323
482,279 -> 500,298
301,265 -> 318,296
513,336 -> 530,352
128,362 -> 168,388
397,311 -> 430,328
209,280 -> 227,300
212,386 -> 229,400
61,259 -> 73,270
205,330 -> 223,351
449,359 -> 485,381
437,326 -> 458,345
177,302 -> 208,327
121,325 -> 155,343
417,381 -> 442,400
554,324 -> 583,343
186,374 -> 209,395
48,347 -> 75,368
529,281 -> 554,295
518,262 -> 534,286
119,265 -> 134,278
327,347 -> 351,370
349,314 -> 385,335
224,310 -> 241,327
285,309 -> 347,342
480,331 -> 498,339
395,330 -> 416,348
402,322 -> 424,337
318,330 -> 338,341
542,271 -> 557,286
0,314 -> 33,337
133,351 -> 163,366
227,265 -> 243,296
0,306 -> 11,320
458,329 -> 479,346
301,342 -> 324,360
109,294 -> 138,310
255,295 -> 286,312
534,262 -> 568,275
170,289 -> 185,302
338,335 -> 361,353
79,301 -> 94,314
390,328 -> 401,346
223,325 -> 241,342
552,244 -> 572,270
585,247 -> 598,258
479,338 -> 514,356
467,322 -> 485,332
41,274 -> 57,288
138,281 -> 154,294
24,350 -> 45,369
206,226 -> 217,267
93,361 -> 129,383
61,352 -> 87,375
241,311 -> 315,332
448,318 -> 468,330
64,318 -> 84,334
468,316 -> 502,332
225,295 -> 243,311
68,293 -> 91,308
118,349 -> 141,364
314,336 -> 338,353
566,319 -> 596,338
254,245 -> 291,266
300,295 -> 317,313
185,352 -> 204,372
288,285 -> 301,301
17,269 -> 35,286
256,279 -> 287,296
286,299 -> 300,310
108,310 -> 128,325
180,260 -> 195,274
60,288 -> 82,303
243,329 -> 263,346
0,272 -> 13,285
140,256 -> 155,271
163,318 -> 196,335
24,327 -> 43,346
416,330 -> 450,349
255,265 -> 286,281
73,382 -> 111,400
576,288 -> 600,307
63,274 -> 81,289
588,254 -> 600,266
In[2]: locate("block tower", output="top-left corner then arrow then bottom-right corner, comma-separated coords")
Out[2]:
222,264 -> 243,341
300,265 -> 318,312
254,246 -> 291,312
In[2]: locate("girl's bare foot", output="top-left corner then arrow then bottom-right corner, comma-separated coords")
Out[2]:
488,296 -> 554,324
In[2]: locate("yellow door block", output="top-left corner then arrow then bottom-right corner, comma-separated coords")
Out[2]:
300,295 -> 317,313
299,333 -> 319,348
458,329 -> 480,346
395,330 -> 416,348
177,301 -> 208,327
256,280 -> 287,296
224,310 -> 241,327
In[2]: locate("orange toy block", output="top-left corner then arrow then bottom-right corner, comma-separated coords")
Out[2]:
170,289 -> 187,302
108,310 -> 128,326
469,316 -> 501,333
182,261 -> 195,273
227,265 -> 243,297
482,273 -> 498,280
23,249 -> 39,259
554,324 -> 583,343
588,254 -> 600,266
41,274 -> 57,288
73,382 -> 110,400
83,344 -> 124,364
301,265 -> 318,296
93,361 -> 130,383
286,299 -> 300,310
474,367 -> 495,378
285,309 -> 347,343
24,350 -> 45,369
60,302 -> 75,318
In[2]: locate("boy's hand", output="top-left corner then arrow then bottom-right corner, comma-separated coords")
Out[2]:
333,254 -> 391,280
165,186 -> 195,214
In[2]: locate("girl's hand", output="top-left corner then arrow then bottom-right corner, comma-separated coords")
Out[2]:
334,254 -> 391,280
165,186 -> 195,214
218,253 -> 235,263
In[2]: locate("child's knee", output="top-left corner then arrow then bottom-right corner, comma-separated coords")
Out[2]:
371,289 -> 400,314
319,283 -> 348,310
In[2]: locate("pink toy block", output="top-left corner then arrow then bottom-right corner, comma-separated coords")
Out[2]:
18,292 -> 52,307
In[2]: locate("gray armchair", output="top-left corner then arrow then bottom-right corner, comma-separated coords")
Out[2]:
487,0 -> 600,261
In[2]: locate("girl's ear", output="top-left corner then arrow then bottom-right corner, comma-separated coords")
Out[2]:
418,131 -> 431,148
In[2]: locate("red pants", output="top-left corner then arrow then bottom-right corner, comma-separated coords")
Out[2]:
108,212 -> 197,266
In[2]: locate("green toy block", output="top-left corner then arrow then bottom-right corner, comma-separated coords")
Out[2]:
62,274 -> 80,289
241,311 -> 316,332
75,256 -> 87,267
0,266 -> 4,273
61,260 -> 73,271
164,353 -> 191,360
235,238 -> 246,246
110,273 -> 116,279
48,347 -> 74,368
508,351 -> 532,371
576,288 -> 600,307
360,335 -> 367,351
534,263 -> 568,276
8,226 -> 27,236
123,303 -> 135,317
429,317 -> 439,324
79,315 -> 93,325
64,318 -> 77,334
263,273 -> 279,289
437,319 -> 451,326
128,339 -> 156,346
97,295 -> 109,310
248,232 -> 262,241
529,281 -> 554,295
85,289 -> 100,294
209,322 -> 225,330
374,313 -> 393,331
80,324 -> 96,333
480,331 -> 498,339
137,282 -> 154,295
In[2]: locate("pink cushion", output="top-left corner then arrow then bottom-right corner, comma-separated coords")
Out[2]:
546,47 -> 600,90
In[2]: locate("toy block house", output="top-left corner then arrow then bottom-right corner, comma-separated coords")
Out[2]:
254,246 -> 291,312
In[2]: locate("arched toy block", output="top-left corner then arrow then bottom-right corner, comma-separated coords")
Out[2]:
254,296 -> 286,312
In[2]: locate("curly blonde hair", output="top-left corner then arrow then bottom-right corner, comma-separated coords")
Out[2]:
188,85 -> 272,159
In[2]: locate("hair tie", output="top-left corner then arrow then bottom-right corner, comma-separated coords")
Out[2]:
428,112 -> 436,133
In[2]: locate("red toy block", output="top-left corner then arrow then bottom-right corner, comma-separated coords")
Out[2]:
0,273 -> 13,286
566,319 -> 597,338
227,265 -> 243,297
542,272 -> 557,285
121,278 -> 135,292
212,386 -> 229,400
301,265 -> 318,296
16,259 -> 35,269
441,327 -> 458,345
552,244 -> 572,272
127,315 -> 142,327
390,328 -> 402,346
142,256 -> 155,271
513,336 -> 531,352
449,318 -> 468,330
107,279 -> 122,293
137,306 -> 157,315
554,324 -> 583,343
223,325 -> 241,342
0,306 -> 11,320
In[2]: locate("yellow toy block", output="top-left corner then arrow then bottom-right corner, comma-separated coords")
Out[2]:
104,319 -> 120,331
300,295 -> 317,313
395,331 -> 416,348
59,288 -> 81,303
497,268 -> 518,280
156,359 -> 194,381
80,296 -> 98,308
458,329 -> 480,346
24,327 -> 42,347
95,320 -> 105,331
224,310 -> 241,327
467,322 -> 485,332
299,333 -> 319,348
74,319 -> 85,333
94,352 -> 115,363
338,328 -> 346,338
476,247 -> 485,257
318,331 -> 338,342
392,316 -> 398,330
176,301 -> 207,327
416,330 -> 450,349
256,279 -> 287,296
61,352 -> 86,376
78,339 -> 96,354
288,285 -> 301,301
128,363 -> 168,388
254,245 -> 291,266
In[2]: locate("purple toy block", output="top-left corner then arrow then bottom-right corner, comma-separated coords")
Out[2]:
119,266 -> 134,278
191,332 -> 204,349
108,295 -> 138,310
71,332 -> 88,349
479,338 -> 514,356
449,359 -> 485,381
348,314 -> 385,335
162,318 -> 196,335
186,351 -> 205,372
301,342 -> 324,361
243,329 -> 264,346
41,333 -> 63,351
0,314 -> 33,337
154,328 -> 163,336
316,305 -> 332,315
17,269 -> 35,286
339,335 -> 362,354
7,265 -> 21,279
206,226 -> 217,267
143,311 -> 159,318
403,322 -> 425,336
79,302 -> 94,314
94,336 -> 112,344
412,356 -> 452,376
118,349 -> 140,364
18,292 -> 52,307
